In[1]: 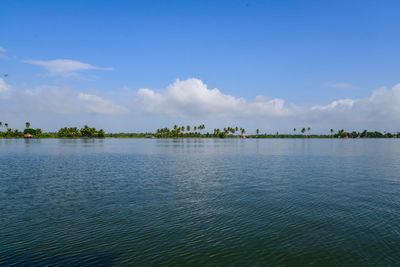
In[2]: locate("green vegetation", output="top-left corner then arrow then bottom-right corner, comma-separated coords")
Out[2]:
0,121 -> 42,138
0,122 -> 104,138
57,125 -> 105,138
0,122 -> 400,139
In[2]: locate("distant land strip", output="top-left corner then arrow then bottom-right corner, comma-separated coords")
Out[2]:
0,122 -> 399,139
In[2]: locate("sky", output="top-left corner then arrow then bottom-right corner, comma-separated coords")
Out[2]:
1,0 -> 400,133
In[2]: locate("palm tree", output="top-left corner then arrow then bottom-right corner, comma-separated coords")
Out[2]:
330,129 -> 334,137
194,126 -> 197,131
97,129 -> 105,137
5,128 -> 13,137
26,122 -> 31,129
5,123 -> 8,128
307,127 -> 311,136
187,125 -> 190,132
293,128 -> 296,135
0,122 -> 2,127
173,125 -> 178,137
256,129 -> 260,136
361,129 -> 367,138
301,128 -> 306,135
198,124 -> 205,135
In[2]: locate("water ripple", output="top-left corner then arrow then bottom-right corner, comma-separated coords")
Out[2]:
1,139 -> 400,265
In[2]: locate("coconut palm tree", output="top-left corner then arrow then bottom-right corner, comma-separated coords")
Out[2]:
5,128 -> 13,137
293,128 -> 296,135
80,125 -> 95,137
0,122 -> 2,127
307,127 -> 311,136
301,128 -> 306,135
330,129 -> 334,137
172,125 -> 178,137
256,129 -> 260,136
26,122 -> 30,129
194,126 -> 197,131
98,129 -> 105,137
187,125 -> 190,132
198,124 -> 205,135
5,123 -> 8,128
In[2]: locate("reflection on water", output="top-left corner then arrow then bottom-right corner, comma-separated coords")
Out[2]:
1,139 -> 400,265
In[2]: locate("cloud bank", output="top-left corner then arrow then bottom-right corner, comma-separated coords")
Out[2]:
1,77 -> 400,132
24,59 -> 113,76
78,93 -> 128,114
137,78 -> 400,131
308,84 -> 400,129
15,86 -> 128,116
137,78 -> 293,118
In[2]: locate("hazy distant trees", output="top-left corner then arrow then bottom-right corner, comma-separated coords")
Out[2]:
1,120 -> 400,139
155,124 -> 209,138
57,125 -> 105,138
0,121 -> 42,138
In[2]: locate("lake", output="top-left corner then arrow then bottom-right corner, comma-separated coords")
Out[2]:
1,139 -> 400,266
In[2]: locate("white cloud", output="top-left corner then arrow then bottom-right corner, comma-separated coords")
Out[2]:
0,78 -> 12,99
24,59 -> 113,76
2,77 -> 400,132
0,46 -> 6,57
136,78 -> 400,131
325,82 -> 357,89
15,86 -> 128,115
307,84 -> 400,129
20,86 -> 84,115
311,99 -> 355,111
77,93 -> 128,114
137,78 -> 293,118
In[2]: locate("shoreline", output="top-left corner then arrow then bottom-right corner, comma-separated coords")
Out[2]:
0,137 -> 398,139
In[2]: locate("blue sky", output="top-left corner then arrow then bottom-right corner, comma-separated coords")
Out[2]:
1,0 -> 400,133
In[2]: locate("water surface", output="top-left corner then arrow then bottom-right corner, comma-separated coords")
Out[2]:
1,139 -> 400,265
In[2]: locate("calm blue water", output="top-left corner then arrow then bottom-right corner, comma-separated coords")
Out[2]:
1,139 -> 400,266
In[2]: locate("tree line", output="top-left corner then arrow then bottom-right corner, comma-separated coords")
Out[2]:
1,121 -> 400,138
0,122 -> 104,138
